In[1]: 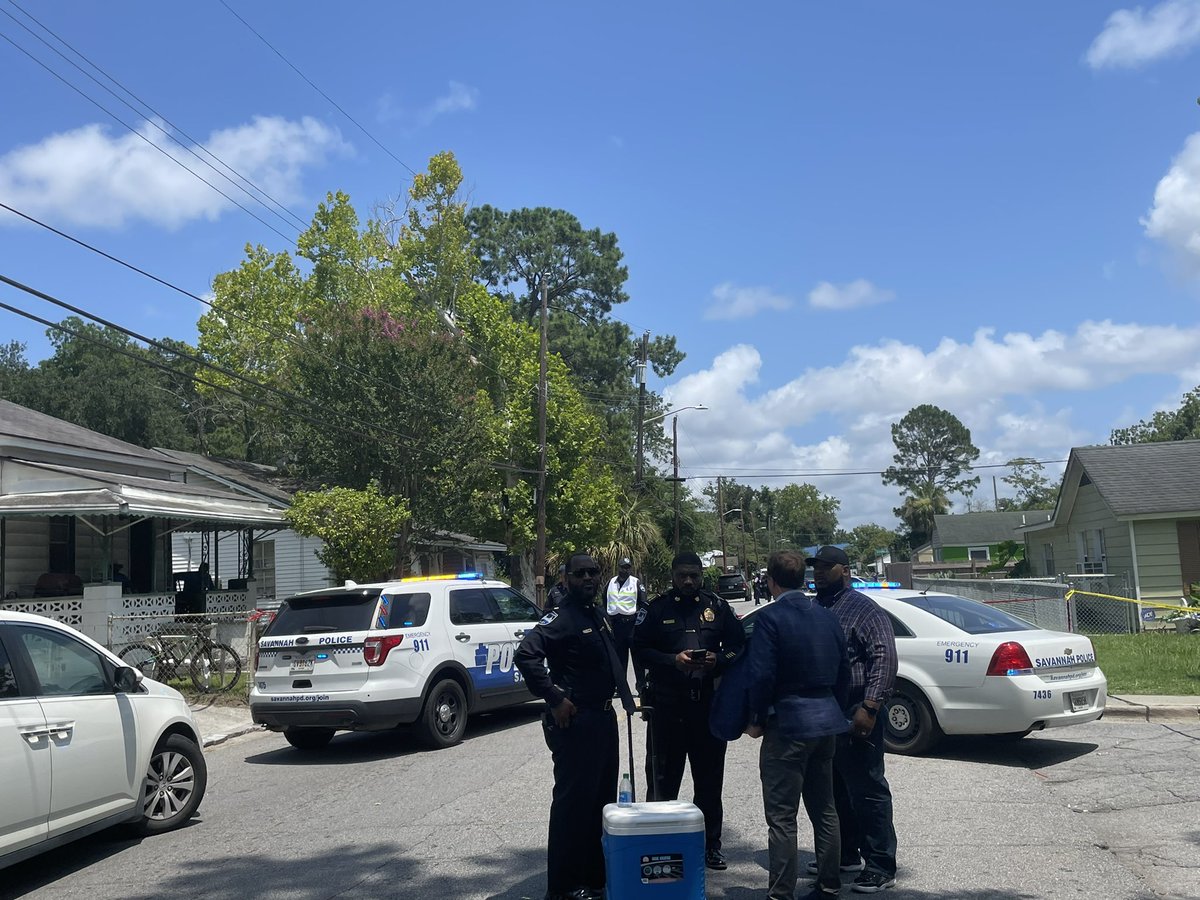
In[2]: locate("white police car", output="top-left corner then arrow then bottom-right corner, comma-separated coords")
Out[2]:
249,574 -> 541,750
739,587 -> 1107,755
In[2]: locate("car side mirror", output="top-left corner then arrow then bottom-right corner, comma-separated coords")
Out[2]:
114,666 -> 141,693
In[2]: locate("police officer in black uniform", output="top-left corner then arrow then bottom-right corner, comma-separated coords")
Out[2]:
515,552 -> 636,900
631,550 -> 746,870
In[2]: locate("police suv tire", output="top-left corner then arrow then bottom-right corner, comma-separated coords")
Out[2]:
132,734 -> 208,835
284,727 -> 336,750
883,683 -> 943,756
419,677 -> 467,749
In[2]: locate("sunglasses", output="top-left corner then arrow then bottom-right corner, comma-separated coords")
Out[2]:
569,567 -> 601,577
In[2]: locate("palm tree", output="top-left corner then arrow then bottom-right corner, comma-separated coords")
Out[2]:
895,485 -> 949,547
597,490 -> 667,587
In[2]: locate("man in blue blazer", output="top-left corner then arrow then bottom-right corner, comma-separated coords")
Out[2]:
744,550 -> 851,900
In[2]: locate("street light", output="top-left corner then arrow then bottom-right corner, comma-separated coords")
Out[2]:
644,405 -> 710,553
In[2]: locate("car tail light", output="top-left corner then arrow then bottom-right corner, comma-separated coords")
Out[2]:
986,641 -> 1034,676
364,635 -> 404,666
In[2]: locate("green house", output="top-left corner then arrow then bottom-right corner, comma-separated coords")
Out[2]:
931,510 -> 1053,565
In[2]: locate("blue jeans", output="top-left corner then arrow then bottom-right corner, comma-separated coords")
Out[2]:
832,713 -> 896,878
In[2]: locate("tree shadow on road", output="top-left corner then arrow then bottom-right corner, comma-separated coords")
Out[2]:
242,702 -> 544,766
922,734 -> 1099,768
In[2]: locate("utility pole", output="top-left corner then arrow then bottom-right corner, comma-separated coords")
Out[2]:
718,476 -> 727,572
739,512 -> 748,582
535,274 -> 549,608
634,331 -> 649,488
672,415 -> 680,553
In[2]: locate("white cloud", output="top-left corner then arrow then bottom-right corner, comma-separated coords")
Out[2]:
0,116 -> 348,230
378,81 -> 480,127
1143,132 -> 1200,259
427,81 -> 478,118
662,320 -> 1200,527
1086,0 -> 1200,69
808,279 -> 894,311
703,283 -> 794,320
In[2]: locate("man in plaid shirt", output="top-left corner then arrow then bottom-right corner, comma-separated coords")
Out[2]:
808,546 -> 899,894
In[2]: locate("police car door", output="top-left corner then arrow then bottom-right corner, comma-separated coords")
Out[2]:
488,586 -> 542,701
446,586 -> 516,703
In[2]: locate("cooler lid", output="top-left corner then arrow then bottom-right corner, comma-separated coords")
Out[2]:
602,801 -> 706,835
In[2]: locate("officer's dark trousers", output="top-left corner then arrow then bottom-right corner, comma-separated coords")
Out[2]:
832,714 -> 897,877
608,613 -> 637,677
645,698 -> 727,850
543,706 -> 618,895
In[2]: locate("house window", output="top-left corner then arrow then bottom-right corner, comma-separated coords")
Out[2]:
48,516 -> 76,574
253,540 -> 276,601
1043,543 -> 1055,577
968,546 -> 990,562
1077,529 -> 1105,574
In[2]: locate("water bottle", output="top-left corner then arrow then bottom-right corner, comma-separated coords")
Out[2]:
618,773 -> 633,806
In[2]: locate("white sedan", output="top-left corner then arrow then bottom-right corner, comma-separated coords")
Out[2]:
740,588 -> 1107,754
1,611 -> 208,870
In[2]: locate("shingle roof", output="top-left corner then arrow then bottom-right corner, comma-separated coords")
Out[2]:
1073,440 -> 1200,517
932,510 -> 1053,548
154,448 -> 294,505
0,399 -> 174,465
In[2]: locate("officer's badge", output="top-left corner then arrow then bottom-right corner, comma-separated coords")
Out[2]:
582,628 -> 593,634
539,611 -> 558,626
702,607 -> 716,622
635,608 -> 647,626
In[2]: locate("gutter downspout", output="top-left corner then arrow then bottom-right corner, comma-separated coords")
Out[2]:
1127,520 -> 1144,631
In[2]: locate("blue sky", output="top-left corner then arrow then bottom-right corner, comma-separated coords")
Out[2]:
3,1 -> 1200,529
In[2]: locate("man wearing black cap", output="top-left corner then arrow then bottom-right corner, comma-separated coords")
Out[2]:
807,545 -> 899,894
545,564 -> 569,611
632,550 -> 746,870
604,556 -> 646,676
744,550 -> 850,900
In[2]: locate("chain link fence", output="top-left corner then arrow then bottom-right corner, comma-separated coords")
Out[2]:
106,610 -> 256,701
911,574 -> 1141,634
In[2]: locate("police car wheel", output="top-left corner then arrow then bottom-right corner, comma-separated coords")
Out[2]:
420,678 -> 467,749
883,683 -> 943,756
284,727 -> 335,750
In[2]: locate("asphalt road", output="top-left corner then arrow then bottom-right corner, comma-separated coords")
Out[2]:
4,704 -> 1198,900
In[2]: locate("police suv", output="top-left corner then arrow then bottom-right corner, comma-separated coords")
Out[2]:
249,574 -> 542,750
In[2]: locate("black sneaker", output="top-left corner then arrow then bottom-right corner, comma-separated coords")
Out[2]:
807,859 -> 864,874
852,870 -> 897,893
797,889 -> 840,900
704,848 -> 727,870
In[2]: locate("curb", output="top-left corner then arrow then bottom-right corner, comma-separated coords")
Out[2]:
1103,700 -> 1200,723
201,724 -> 263,748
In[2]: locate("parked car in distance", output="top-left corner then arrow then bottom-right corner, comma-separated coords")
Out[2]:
738,588 -> 1107,755
715,572 -> 751,602
2,611 -> 208,870
250,573 -> 542,751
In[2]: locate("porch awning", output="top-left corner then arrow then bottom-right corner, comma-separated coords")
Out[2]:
0,459 -> 285,526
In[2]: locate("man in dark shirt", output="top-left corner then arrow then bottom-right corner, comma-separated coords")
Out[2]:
808,545 -> 899,894
545,564 -> 569,611
515,552 -> 635,900
744,550 -> 850,900
631,550 -> 746,870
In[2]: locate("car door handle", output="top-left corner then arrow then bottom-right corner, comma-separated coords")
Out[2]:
48,721 -> 75,741
18,726 -> 49,746
455,633 -> 471,642
513,629 -> 526,638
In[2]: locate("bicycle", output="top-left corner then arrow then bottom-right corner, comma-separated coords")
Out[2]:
119,620 -> 242,693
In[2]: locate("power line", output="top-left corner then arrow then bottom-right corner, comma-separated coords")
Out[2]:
1,0 -> 309,233
0,27 -> 299,245
217,0 -> 418,177
681,458 -> 1069,481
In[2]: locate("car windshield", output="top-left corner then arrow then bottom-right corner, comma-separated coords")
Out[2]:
266,590 -> 382,634
899,593 -> 1036,635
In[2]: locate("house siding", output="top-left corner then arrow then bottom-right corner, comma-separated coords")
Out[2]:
3,517 -> 48,595
273,532 -> 334,599
1066,484 -> 1132,577
1132,519 -> 1187,603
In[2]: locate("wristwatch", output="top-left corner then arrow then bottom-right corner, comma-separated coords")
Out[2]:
861,701 -> 879,717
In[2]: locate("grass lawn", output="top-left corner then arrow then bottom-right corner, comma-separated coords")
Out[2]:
1088,632 -> 1200,695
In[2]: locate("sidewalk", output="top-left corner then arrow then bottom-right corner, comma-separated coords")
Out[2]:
187,694 -> 1199,749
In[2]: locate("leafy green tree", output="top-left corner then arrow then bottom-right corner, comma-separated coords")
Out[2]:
982,540 -> 1024,575
999,457 -> 1058,510
846,523 -> 899,570
773,483 -> 841,547
0,341 -> 36,406
286,483 -> 410,582
1110,387 -> 1200,444
882,404 -> 981,500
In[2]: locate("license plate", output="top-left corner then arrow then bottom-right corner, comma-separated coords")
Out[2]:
290,657 -> 315,674
1069,691 -> 1089,712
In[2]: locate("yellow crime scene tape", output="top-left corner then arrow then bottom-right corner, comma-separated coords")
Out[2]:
1065,589 -> 1198,616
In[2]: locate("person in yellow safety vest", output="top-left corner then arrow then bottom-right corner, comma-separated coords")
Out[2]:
605,557 -> 647,685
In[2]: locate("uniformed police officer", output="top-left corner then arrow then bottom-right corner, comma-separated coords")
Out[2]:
631,550 -> 746,870
515,552 -> 636,900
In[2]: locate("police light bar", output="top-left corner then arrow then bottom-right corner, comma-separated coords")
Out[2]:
397,572 -> 484,583
861,581 -> 902,589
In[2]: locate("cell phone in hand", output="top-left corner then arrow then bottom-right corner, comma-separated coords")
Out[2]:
688,649 -> 707,662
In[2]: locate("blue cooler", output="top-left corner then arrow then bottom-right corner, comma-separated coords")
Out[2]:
602,801 -> 706,900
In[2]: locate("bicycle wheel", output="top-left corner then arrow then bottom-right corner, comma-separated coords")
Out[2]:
189,642 -> 242,693
119,643 -> 163,680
